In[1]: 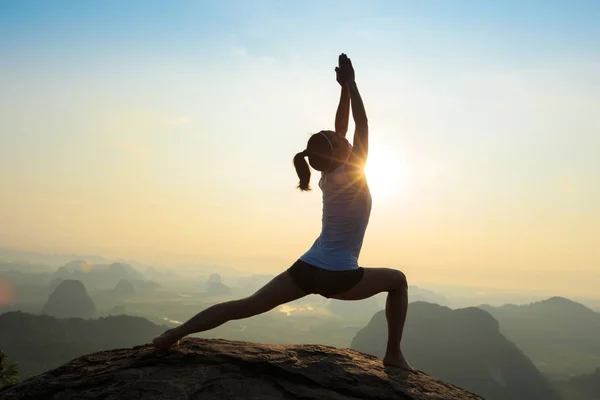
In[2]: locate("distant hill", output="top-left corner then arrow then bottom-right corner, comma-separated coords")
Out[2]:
204,274 -> 232,296
352,302 -> 562,400
409,286 -> 450,305
53,261 -> 144,289
479,297 -> 600,378
205,281 -> 232,296
0,270 -> 54,314
0,248 -> 151,271
0,269 -> 52,287
112,279 -> 135,296
325,285 -> 449,321
0,261 -> 53,273
554,367 -> 600,400
0,248 -> 111,267
42,280 -> 96,318
0,312 -> 165,379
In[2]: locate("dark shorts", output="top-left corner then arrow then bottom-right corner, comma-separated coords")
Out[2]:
287,259 -> 365,299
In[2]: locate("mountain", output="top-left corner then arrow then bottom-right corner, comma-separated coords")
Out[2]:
207,273 -> 223,284
0,312 -> 165,379
0,248 -> 111,267
112,279 -> 135,296
0,261 -> 53,273
409,286 -> 450,305
205,281 -> 232,296
0,270 -> 54,315
0,338 -> 483,400
555,367 -> 600,400
0,248 -> 152,271
325,285 -> 449,321
352,302 -> 562,400
42,280 -> 96,318
204,273 -> 232,296
53,261 -> 145,289
479,296 -> 600,378
0,269 -> 52,287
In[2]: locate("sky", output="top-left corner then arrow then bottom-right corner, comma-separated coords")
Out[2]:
1,0 -> 599,297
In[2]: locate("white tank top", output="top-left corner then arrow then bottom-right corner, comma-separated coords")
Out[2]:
299,164 -> 372,271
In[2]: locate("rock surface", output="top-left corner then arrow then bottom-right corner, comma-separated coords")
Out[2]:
0,338 -> 483,400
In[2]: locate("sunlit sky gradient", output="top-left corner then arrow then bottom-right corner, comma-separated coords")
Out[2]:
1,1 -> 599,297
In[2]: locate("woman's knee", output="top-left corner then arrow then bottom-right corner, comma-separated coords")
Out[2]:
391,269 -> 408,290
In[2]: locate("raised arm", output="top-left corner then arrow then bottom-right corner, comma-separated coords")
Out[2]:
348,81 -> 368,165
341,57 -> 369,168
334,55 -> 351,138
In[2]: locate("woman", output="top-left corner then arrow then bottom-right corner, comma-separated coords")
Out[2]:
153,54 -> 412,371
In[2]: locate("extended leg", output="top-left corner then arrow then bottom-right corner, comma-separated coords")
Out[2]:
153,271 -> 306,348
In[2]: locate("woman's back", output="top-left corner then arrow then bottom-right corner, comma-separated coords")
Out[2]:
300,165 -> 372,271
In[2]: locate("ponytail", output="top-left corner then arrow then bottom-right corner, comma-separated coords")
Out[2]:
293,151 -> 311,191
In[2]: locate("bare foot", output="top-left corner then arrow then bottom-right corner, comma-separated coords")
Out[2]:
383,354 -> 414,372
152,329 -> 181,349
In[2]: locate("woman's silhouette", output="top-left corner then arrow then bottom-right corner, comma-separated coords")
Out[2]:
153,54 -> 411,370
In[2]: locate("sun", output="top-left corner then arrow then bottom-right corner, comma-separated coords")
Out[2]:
363,143 -> 409,200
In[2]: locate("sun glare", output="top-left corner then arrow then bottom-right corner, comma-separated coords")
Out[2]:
364,144 -> 409,200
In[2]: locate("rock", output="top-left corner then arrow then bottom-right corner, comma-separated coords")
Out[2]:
42,280 -> 96,318
0,338 -> 483,400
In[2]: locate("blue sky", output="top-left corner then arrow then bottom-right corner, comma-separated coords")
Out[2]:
2,1 -> 599,62
1,1 -> 599,295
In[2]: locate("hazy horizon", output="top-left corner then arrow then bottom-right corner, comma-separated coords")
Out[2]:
2,246 -> 600,304
2,1 -> 599,298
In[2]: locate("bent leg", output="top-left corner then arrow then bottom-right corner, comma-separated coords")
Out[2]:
330,267 -> 411,370
153,271 -> 307,348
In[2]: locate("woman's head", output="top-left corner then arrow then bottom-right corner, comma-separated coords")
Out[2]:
293,130 -> 351,191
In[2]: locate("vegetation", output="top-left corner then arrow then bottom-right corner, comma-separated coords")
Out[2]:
0,312 -> 166,379
0,350 -> 18,388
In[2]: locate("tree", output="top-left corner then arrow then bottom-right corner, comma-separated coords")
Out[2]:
0,350 -> 18,388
